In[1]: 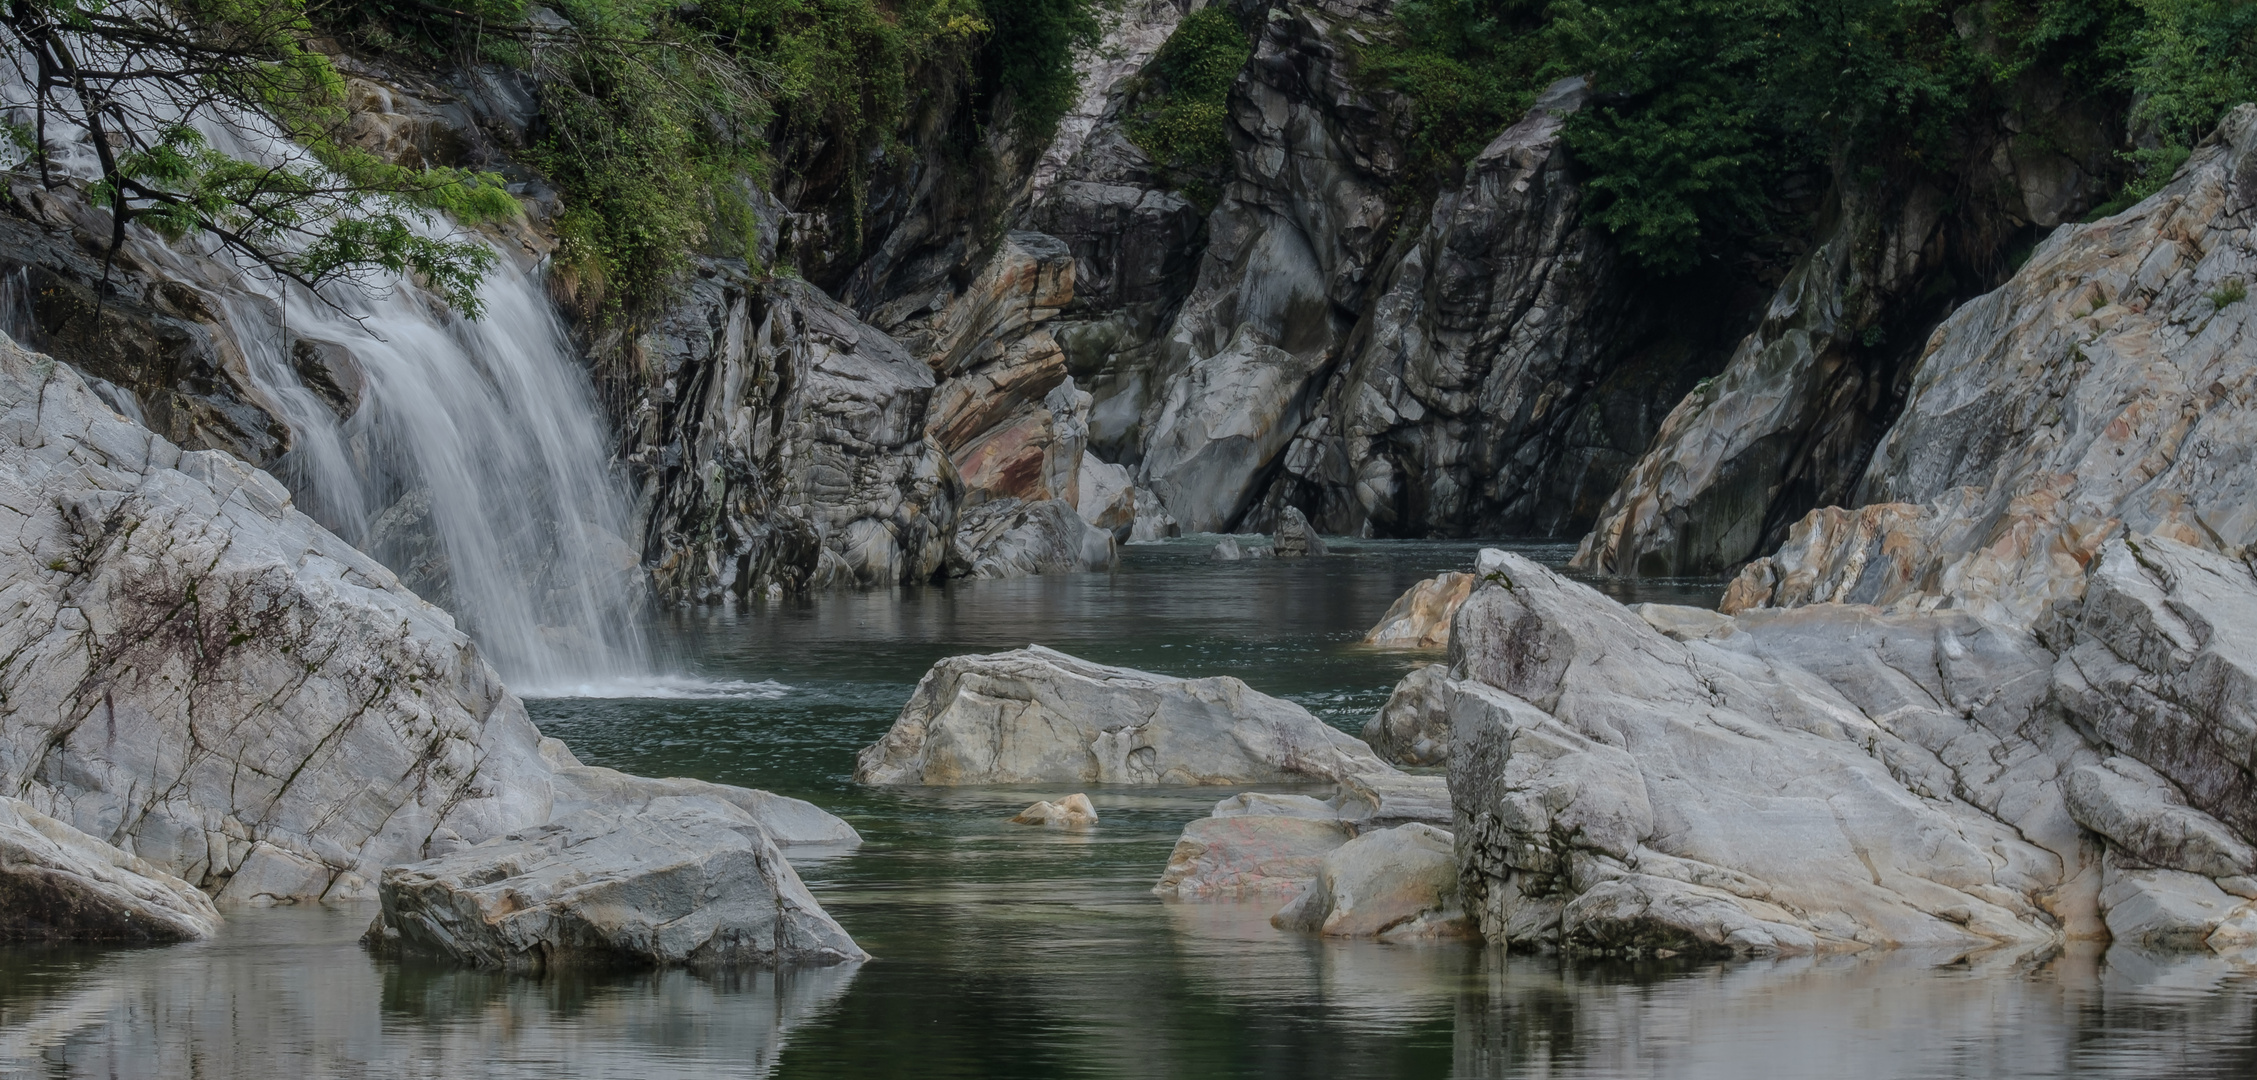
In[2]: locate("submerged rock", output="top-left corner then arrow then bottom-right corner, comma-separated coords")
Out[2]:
1012,793 -> 1099,829
1271,823 -> 1473,940
1,796 -> 221,943
853,645 -> 1393,786
367,797 -> 867,971
1271,507 -> 1327,558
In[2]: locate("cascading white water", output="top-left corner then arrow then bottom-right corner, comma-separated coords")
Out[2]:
0,41 -> 693,696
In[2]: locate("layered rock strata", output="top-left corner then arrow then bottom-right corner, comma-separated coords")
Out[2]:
634,271 -> 960,601
1723,106 -> 2257,625
1574,85 -> 2125,578
853,645 -> 1393,785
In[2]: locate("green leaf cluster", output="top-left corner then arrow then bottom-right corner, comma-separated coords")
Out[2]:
1128,6 -> 1254,181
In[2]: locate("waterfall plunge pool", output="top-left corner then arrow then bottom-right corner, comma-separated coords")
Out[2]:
3,540 -> 2254,1079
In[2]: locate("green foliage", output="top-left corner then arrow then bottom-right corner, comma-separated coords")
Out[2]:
2126,0 -> 2257,145
2210,278 -> 2249,307
3,0 -> 514,314
1128,8 -> 1252,179
981,0 -> 1102,139
1346,0 -> 1547,183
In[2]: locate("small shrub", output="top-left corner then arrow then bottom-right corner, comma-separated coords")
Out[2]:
2209,278 -> 2248,307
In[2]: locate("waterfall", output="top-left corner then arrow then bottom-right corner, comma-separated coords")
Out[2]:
0,49 -> 680,696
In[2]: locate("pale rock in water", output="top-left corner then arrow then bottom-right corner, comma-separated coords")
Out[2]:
1,796 -> 222,943
1361,666 -> 1454,767
0,337 -> 865,963
1012,793 -> 1099,829
1361,572 -> 1474,649
1271,823 -> 1473,941
1153,815 -> 1353,898
1075,453 -> 1138,533
853,645 -> 1394,786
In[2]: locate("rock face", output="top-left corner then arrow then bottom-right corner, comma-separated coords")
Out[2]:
634,270 -> 960,602
1433,548 -> 2257,955
947,497 -> 1119,579
1,795 -> 222,943
367,796 -> 868,971
853,645 -> 1393,785
1259,77 -> 1670,538
1361,572 -> 1474,649
1573,87 -> 2124,579
1724,106 -> 2257,625
1271,823 -> 1472,940
0,335 -> 556,899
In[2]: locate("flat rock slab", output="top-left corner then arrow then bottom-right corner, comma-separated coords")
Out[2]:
368,796 -> 867,971
0,796 -> 220,943
853,645 -> 1394,785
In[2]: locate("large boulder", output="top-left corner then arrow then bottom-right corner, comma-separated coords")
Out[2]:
1,795 -> 221,943
853,645 -> 1394,785
1446,552 -> 2110,956
366,796 -> 867,971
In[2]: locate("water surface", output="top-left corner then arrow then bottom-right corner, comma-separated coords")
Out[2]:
6,540 -> 2255,1078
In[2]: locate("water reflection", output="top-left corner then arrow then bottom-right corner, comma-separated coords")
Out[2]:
8,542 -> 2257,1077
0,906 -> 857,1078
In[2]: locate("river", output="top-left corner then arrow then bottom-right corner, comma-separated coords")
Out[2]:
3,540 -> 2254,1078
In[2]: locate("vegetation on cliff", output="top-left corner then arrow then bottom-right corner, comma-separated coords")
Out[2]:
1346,0 -> 2257,273
1128,7 -> 1253,203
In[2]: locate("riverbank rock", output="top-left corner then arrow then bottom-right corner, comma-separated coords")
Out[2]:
1360,667 -> 1453,766
1447,552 -> 2103,956
1271,823 -> 1473,940
1012,793 -> 1099,828
853,645 -> 1393,785
366,797 -> 867,971
1362,573 -> 1474,649
1209,535 -> 1270,561
947,497 -> 1118,579
1,796 -> 222,943
1271,507 -> 1327,557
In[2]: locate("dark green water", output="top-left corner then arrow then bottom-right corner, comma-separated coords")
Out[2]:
6,539 -> 2257,1078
